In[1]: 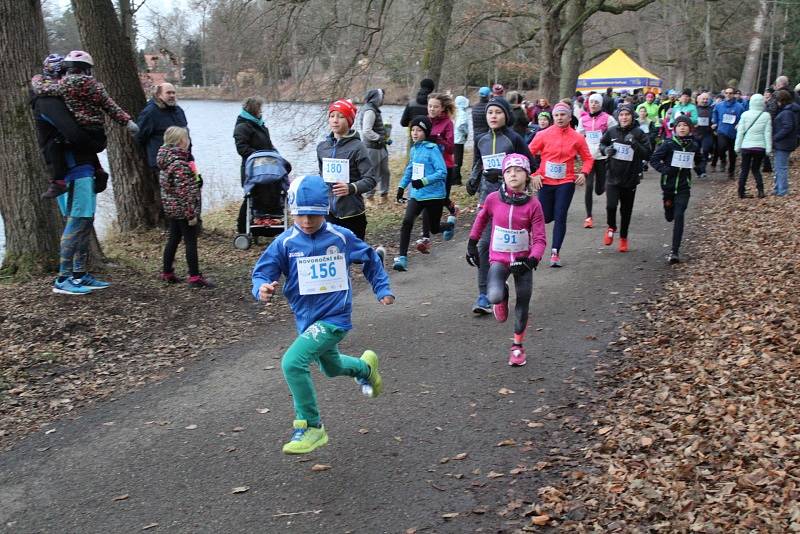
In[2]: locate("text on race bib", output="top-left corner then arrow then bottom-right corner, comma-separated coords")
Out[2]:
322,158 -> 350,183
411,163 -> 425,181
697,117 -> 709,126
585,130 -> 602,144
491,226 -> 530,253
612,142 -> 634,161
482,152 -> 506,170
722,113 -> 737,125
671,150 -> 694,169
296,254 -> 348,295
544,161 -> 567,179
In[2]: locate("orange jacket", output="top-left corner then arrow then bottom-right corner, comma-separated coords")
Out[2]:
527,125 -> 594,186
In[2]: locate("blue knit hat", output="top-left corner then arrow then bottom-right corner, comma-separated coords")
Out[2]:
288,175 -> 329,216
479,87 -> 491,97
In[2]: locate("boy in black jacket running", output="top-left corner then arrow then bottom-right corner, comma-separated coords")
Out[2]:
650,115 -> 697,264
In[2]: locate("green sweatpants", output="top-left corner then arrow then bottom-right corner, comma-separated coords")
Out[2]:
282,321 -> 370,427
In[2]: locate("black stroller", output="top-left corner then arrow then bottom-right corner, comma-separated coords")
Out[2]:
233,149 -> 292,250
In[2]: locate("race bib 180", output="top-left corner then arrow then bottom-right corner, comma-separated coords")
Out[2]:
482,152 -> 506,170
322,158 -> 350,183
296,253 -> 348,295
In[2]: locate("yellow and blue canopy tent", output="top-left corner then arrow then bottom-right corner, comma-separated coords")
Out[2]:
576,49 -> 662,94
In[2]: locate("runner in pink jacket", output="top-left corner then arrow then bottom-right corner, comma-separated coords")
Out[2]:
466,153 -> 546,367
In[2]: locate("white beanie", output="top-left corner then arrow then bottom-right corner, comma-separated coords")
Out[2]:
589,93 -> 603,105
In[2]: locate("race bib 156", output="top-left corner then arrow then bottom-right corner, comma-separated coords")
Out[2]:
296,253 -> 348,295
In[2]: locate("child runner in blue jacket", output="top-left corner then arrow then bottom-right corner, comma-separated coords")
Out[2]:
251,174 -> 395,454
393,115 -> 456,271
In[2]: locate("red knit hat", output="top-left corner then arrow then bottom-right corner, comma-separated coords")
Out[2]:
328,99 -> 357,126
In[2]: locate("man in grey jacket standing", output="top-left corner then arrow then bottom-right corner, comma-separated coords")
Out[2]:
359,89 -> 391,205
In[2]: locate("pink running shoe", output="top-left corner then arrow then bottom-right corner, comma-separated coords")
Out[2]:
508,345 -> 527,366
493,301 -> 508,323
549,250 -> 561,268
415,238 -> 431,254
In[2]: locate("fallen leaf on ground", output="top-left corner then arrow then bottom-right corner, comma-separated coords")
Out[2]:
184,424 -> 197,430
441,512 -> 459,520
311,464 -> 331,472
231,486 -> 250,494
498,388 -> 515,395
112,494 -> 129,501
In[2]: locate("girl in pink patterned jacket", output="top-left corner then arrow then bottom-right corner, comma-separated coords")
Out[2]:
466,153 -> 547,367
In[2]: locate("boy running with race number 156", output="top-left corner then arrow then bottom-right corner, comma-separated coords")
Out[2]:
252,174 -> 394,455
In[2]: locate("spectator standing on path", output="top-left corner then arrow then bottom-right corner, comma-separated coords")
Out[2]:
602,87 -> 615,115
734,93 -> 771,199
233,96 -> 285,234
472,87 -> 492,149
359,88 -> 391,205
712,87 -> 745,180
453,95 -> 470,185
136,83 -> 188,175
772,89 -> 800,196
400,79 -> 435,131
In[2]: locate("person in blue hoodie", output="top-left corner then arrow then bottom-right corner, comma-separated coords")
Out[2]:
712,87 -> 745,179
392,116 -> 456,271
252,174 -> 394,454
772,89 -> 800,196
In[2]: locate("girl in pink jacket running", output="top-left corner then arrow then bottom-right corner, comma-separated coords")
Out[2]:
466,153 -> 547,366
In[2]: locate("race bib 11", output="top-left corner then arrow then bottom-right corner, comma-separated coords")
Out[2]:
322,158 -> 350,183
296,253 -> 348,295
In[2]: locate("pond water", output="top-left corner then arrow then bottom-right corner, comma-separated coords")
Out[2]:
2,99 -> 474,264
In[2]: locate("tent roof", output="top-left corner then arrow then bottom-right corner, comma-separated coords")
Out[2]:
576,49 -> 662,91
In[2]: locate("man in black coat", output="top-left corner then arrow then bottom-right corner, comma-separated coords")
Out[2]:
135,83 -> 188,171
400,78 -> 435,128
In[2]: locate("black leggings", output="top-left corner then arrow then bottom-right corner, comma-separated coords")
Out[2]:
584,158 -> 607,217
399,198 -> 452,255
663,189 -> 690,254
163,218 -> 200,276
738,151 -> 765,195
606,184 -> 636,238
716,134 -> 736,175
327,212 -> 367,240
487,263 -> 533,336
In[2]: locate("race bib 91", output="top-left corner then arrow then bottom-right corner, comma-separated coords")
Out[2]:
482,152 -> 506,170
671,150 -> 694,169
322,158 -> 350,183
612,142 -> 634,162
492,226 -> 529,253
296,253 -> 348,295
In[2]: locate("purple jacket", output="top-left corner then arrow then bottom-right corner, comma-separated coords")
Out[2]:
469,191 -> 547,265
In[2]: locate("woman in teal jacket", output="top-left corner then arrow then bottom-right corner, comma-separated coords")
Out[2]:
393,116 -> 456,271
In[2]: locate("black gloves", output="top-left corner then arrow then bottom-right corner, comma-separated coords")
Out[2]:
483,169 -> 502,183
604,146 -> 617,157
411,179 -> 424,189
466,179 -> 478,196
466,239 -> 480,267
396,187 -> 406,203
510,257 -> 538,274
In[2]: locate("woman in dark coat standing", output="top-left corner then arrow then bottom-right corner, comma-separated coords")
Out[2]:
233,96 -> 276,233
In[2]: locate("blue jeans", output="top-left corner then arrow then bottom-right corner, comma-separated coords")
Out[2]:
773,150 -> 790,196
538,182 -> 576,251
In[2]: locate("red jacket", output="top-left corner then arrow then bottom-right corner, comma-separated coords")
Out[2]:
429,115 -> 455,168
527,125 -> 594,186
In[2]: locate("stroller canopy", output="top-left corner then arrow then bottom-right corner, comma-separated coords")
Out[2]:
243,149 -> 291,195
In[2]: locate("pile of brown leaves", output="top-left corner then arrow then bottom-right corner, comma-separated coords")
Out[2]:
528,178 -> 800,531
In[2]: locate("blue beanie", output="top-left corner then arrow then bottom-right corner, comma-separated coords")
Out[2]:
479,87 -> 491,97
288,175 -> 329,216
486,96 -> 512,124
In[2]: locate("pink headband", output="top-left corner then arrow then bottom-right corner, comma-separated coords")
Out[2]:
502,153 -> 530,174
552,102 -> 571,114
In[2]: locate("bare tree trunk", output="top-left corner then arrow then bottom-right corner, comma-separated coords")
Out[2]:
764,4 -> 775,92
776,5 -> 788,76
739,0 -> 768,94
421,0 -> 454,87
71,0 -> 163,232
703,3 -> 714,89
118,0 -> 136,50
0,0 -> 63,275
537,8 -> 561,102
559,0 -> 585,98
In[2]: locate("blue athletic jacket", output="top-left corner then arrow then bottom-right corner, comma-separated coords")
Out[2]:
398,141 -> 447,200
251,222 -> 393,333
712,99 -> 744,139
